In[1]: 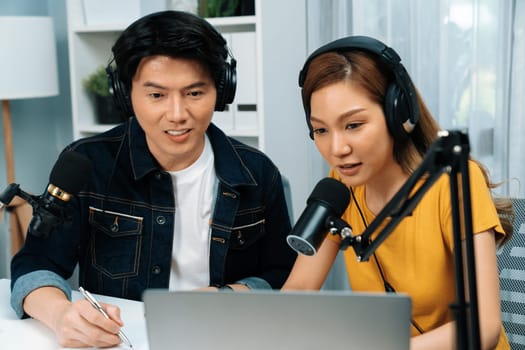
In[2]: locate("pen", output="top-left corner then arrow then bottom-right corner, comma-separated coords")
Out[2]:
79,286 -> 133,348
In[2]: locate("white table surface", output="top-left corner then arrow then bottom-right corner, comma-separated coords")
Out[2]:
0,279 -> 149,349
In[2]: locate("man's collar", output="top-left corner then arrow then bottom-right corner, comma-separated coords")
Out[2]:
127,118 -> 257,187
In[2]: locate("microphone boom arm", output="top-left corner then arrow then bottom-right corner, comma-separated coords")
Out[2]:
0,183 -> 40,209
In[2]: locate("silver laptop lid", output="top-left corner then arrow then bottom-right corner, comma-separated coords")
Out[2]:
143,290 -> 411,350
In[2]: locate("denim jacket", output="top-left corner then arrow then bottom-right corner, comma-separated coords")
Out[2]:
11,118 -> 295,317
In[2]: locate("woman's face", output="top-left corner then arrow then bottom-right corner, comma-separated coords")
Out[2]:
309,80 -> 400,188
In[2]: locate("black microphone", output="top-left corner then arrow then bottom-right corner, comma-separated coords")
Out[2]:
27,151 -> 93,238
0,183 -> 20,210
286,178 -> 351,256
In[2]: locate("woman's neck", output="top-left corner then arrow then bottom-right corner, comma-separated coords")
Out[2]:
364,163 -> 409,215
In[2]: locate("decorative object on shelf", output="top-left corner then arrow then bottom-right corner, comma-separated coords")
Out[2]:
198,0 -> 254,17
82,66 -> 125,124
0,16 -> 59,255
239,0 -> 255,16
167,0 -> 199,14
82,0 -> 140,26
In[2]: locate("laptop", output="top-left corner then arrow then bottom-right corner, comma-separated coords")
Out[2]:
143,289 -> 411,350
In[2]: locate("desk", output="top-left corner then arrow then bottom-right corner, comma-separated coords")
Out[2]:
0,279 -> 149,349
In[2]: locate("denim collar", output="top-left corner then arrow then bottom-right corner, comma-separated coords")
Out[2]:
126,117 -> 257,188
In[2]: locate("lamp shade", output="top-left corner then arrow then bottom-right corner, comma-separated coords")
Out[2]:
0,16 -> 59,100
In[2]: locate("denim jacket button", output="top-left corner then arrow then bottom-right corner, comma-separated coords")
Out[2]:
151,265 -> 161,274
156,216 -> 166,224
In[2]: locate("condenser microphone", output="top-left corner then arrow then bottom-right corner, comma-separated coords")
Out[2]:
27,151 -> 93,238
287,178 -> 351,256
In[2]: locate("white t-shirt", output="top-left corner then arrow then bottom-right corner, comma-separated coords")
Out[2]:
168,136 -> 215,290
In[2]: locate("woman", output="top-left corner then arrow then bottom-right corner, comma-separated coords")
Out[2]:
282,36 -> 512,349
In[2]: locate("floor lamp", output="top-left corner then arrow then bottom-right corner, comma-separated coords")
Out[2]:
0,17 -> 59,255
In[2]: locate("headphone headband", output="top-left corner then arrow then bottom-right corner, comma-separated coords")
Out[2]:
299,36 -> 419,140
299,36 -> 401,87
107,11 -> 237,118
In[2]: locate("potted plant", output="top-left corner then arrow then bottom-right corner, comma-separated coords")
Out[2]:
82,65 -> 125,124
199,0 -> 242,17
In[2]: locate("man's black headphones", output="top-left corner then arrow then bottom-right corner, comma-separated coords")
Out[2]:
106,64 -> 132,119
106,53 -> 237,118
298,36 -> 419,140
214,54 -> 237,111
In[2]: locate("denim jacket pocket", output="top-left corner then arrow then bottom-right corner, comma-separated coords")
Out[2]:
89,206 -> 143,278
230,218 -> 265,250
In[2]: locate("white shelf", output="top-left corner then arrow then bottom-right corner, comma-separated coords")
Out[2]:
71,24 -> 129,33
206,15 -> 256,32
72,16 -> 256,33
207,15 -> 256,26
67,0 -> 261,147
76,123 -> 120,135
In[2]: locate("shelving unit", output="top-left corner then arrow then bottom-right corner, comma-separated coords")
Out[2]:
66,0 -> 310,220
66,0 -> 123,139
67,1 -> 259,147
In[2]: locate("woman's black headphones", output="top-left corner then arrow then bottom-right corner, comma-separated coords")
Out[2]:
298,36 -> 419,141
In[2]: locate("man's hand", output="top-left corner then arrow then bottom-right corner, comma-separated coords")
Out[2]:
24,286 -> 124,348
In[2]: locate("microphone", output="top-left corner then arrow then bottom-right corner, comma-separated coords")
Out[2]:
0,183 -> 20,210
21,151 -> 92,238
286,178 -> 351,256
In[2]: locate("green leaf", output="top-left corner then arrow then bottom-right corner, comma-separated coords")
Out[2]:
82,66 -> 110,97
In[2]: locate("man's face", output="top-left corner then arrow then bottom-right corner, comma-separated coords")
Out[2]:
130,55 -> 217,171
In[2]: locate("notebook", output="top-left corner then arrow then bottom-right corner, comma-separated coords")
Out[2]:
143,289 -> 411,350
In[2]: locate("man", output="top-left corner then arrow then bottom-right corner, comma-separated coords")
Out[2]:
11,11 -> 295,348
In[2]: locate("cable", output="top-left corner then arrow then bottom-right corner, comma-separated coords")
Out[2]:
349,187 -> 424,334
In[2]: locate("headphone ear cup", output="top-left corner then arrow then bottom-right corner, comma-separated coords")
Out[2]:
214,59 -> 237,112
106,65 -> 133,119
384,82 -> 411,140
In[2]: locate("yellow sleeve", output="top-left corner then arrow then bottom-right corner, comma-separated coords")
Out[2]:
467,160 -> 505,238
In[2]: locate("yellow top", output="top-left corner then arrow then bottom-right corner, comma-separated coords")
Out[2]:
328,161 -> 509,348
